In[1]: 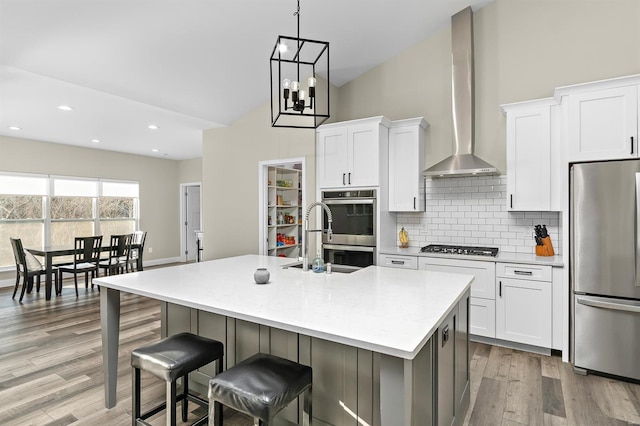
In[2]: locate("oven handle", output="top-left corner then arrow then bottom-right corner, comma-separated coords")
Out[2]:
323,244 -> 375,252
322,199 -> 374,205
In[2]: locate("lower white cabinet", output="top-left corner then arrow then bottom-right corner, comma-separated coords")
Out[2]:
418,257 -> 496,339
378,253 -> 418,269
418,257 -> 496,299
380,255 -> 559,350
469,298 -> 495,338
496,263 -> 552,348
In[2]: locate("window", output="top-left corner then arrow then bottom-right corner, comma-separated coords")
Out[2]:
0,174 -> 46,268
0,173 -> 139,268
99,181 -> 138,240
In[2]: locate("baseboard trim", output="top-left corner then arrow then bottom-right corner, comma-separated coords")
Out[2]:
471,334 -> 553,357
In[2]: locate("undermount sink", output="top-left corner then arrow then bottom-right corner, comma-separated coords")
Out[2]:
282,261 -> 360,274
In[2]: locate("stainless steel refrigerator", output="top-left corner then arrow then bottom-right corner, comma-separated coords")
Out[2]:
571,159 -> 640,381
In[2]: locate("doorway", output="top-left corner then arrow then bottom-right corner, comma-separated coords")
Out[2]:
180,183 -> 201,262
258,158 -> 305,258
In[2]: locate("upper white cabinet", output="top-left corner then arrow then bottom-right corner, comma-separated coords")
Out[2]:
388,118 -> 428,212
317,116 -> 390,189
557,77 -> 639,162
502,99 -> 554,211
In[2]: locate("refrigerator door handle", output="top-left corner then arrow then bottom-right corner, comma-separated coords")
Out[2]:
636,173 -> 640,287
576,295 -> 640,314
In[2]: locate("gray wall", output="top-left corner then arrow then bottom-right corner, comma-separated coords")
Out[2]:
0,134 -> 199,283
201,0 -> 640,260
338,0 -> 640,174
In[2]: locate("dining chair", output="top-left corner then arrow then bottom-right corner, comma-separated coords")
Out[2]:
128,231 -> 147,272
58,236 -> 103,297
10,238 -> 59,302
99,233 -> 132,276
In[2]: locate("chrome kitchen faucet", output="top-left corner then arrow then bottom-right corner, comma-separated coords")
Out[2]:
303,201 -> 333,272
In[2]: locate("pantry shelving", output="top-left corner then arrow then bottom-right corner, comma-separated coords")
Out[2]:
266,165 -> 303,258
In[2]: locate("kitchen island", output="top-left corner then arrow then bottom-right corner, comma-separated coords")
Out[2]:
95,254 -> 472,426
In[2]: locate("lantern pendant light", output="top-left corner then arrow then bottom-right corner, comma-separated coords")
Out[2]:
270,0 -> 330,128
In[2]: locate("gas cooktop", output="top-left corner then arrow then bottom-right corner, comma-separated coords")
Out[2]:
420,244 -> 499,257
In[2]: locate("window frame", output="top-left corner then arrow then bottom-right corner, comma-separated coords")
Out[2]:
0,172 -> 140,271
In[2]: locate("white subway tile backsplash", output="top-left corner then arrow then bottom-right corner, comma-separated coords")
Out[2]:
396,174 -> 562,255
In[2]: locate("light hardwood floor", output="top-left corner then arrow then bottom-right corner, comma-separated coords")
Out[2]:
1,279 -> 639,425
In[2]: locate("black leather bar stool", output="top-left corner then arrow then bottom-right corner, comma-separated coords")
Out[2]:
131,332 -> 224,426
208,352 -> 312,426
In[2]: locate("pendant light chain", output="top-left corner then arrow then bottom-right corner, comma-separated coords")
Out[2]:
295,0 -> 300,85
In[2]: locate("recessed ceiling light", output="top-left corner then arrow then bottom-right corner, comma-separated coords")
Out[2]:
58,105 -> 74,111
151,148 -> 159,153
91,139 -> 100,143
148,124 -> 159,130
9,126 -> 21,130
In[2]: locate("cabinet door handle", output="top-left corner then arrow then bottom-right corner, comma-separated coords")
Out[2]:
413,197 -> 416,210
514,270 -> 533,276
348,173 -> 351,185
442,324 -> 449,347
391,260 -> 405,265
632,136 -> 635,155
510,194 -> 513,208
499,281 -> 502,297
342,173 -> 346,185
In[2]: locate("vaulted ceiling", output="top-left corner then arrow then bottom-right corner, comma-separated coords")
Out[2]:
0,0 -> 492,159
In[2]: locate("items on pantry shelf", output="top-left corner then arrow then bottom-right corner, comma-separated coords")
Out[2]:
276,179 -> 293,187
276,233 -> 296,246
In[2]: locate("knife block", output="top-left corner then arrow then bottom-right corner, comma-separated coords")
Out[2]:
535,236 -> 555,256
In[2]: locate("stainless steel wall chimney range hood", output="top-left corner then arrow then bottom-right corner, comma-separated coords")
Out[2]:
423,7 -> 498,178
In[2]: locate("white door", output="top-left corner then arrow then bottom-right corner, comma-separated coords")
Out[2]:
348,123 -> 379,187
317,128 -> 348,188
506,106 -> 551,211
567,85 -> 638,161
184,185 -> 201,262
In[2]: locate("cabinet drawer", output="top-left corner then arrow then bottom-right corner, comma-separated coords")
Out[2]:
496,262 -> 551,282
419,257 -> 496,299
379,254 -> 418,270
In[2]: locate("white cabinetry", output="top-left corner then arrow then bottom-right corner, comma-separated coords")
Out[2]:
266,166 -> 302,259
502,99 -> 554,211
559,80 -> 639,162
317,116 -> 390,189
418,257 -> 496,338
496,263 -> 552,348
378,253 -> 418,270
388,118 -> 428,212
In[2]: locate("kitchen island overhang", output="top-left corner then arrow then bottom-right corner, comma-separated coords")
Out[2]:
95,255 -> 473,425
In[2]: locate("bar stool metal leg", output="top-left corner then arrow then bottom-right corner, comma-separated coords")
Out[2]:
167,380 -> 177,426
303,385 -> 312,426
182,374 -> 189,422
132,368 -> 141,426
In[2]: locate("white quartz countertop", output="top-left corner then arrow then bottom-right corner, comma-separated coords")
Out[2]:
94,254 -> 472,360
379,246 -> 564,267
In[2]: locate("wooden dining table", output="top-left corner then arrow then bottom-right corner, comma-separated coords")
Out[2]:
26,243 -> 141,301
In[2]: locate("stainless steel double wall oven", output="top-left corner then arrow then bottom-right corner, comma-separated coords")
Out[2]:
321,189 -> 376,268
